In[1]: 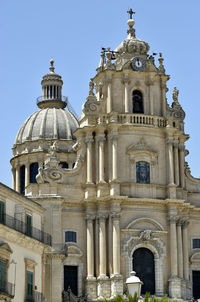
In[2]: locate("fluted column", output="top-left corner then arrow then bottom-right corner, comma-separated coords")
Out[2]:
177,219 -> 183,278
107,81 -> 112,113
86,215 -> 95,278
111,135 -> 118,181
15,166 -> 20,193
85,136 -> 94,184
111,212 -> 121,275
168,215 -> 178,276
179,144 -> 185,188
98,135 -> 105,183
173,142 -> 180,186
99,214 -> 107,277
183,220 -> 189,280
167,139 -> 174,184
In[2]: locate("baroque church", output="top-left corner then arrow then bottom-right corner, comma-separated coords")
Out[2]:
0,9 -> 200,302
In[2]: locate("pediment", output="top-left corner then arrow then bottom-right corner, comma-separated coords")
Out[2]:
127,138 -> 157,157
65,243 -> 83,258
0,242 -> 13,254
126,217 -> 164,231
190,252 -> 200,263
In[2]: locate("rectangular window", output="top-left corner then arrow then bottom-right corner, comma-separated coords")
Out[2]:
0,259 -> 7,292
0,202 -> 5,224
193,239 -> 200,249
26,215 -> 32,237
26,270 -> 33,302
65,231 -> 77,243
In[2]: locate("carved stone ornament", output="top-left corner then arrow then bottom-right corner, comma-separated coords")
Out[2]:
171,87 -> 185,121
139,230 -> 152,241
127,138 -> 158,159
36,141 -> 85,184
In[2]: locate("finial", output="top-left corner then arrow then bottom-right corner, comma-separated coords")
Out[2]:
49,58 -> 55,73
158,53 -> 165,73
127,8 -> 135,19
127,9 -> 135,37
89,79 -> 94,96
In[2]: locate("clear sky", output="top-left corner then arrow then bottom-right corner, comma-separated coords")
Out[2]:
0,0 -> 200,187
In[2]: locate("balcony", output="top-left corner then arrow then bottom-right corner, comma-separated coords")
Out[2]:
0,214 -> 51,246
0,280 -> 15,298
25,290 -> 43,302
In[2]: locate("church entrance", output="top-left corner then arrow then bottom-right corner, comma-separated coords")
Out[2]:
193,270 -> 200,299
133,248 -> 155,295
64,266 -> 78,296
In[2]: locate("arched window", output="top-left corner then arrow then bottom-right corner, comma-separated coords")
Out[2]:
132,90 -> 144,113
60,162 -> 68,169
133,248 -> 155,295
20,165 -> 25,195
30,163 -> 39,184
136,161 -> 150,184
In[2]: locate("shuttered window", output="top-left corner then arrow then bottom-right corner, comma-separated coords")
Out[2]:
0,259 -> 7,292
65,231 -> 77,243
26,215 -> 32,237
0,202 -> 5,224
26,270 -> 33,301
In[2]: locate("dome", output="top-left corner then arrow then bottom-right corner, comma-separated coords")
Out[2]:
115,18 -> 150,55
14,107 -> 79,145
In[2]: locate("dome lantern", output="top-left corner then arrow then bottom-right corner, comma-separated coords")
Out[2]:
37,59 -> 67,109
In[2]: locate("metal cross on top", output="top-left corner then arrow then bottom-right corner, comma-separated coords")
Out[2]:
127,8 -> 135,19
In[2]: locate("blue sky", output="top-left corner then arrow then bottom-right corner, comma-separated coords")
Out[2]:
0,0 -> 200,186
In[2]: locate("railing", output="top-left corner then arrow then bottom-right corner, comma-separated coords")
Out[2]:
0,280 -> 15,297
25,290 -> 43,302
98,113 -> 167,127
62,287 -> 86,302
36,95 -> 68,104
0,214 -> 51,246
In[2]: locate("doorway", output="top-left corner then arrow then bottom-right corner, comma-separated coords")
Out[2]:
133,248 -> 155,295
64,266 -> 78,296
193,270 -> 200,299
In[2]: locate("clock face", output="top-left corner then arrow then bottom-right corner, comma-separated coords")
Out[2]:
131,57 -> 146,71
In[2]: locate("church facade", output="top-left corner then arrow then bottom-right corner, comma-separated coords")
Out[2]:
1,10 -> 200,302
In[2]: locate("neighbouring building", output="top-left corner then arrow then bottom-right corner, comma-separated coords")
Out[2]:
1,10 -> 200,302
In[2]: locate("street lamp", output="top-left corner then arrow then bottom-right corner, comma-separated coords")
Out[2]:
126,271 -> 143,298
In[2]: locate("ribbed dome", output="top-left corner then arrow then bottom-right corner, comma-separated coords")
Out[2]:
14,108 -> 79,145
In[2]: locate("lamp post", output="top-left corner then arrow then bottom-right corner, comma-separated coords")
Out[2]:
126,271 -> 143,298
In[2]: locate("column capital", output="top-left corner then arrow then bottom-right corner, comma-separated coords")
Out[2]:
110,212 -> 121,220
85,137 -> 94,144
168,215 -> 179,224
98,214 -> 108,221
182,219 -> 190,228
97,136 -> 106,143
173,142 -> 179,148
177,218 -> 185,226
85,215 -> 95,221
110,134 -> 118,141
166,139 -> 174,145
179,145 -> 185,151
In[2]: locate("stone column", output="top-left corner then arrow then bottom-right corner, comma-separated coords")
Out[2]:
107,81 -> 112,113
86,215 -> 95,278
173,142 -> 180,186
111,135 -> 118,181
25,162 -> 30,189
160,80 -> 166,117
51,255 -> 65,302
99,214 -> 107,277
85,136 -> 94,184
111,212 -> 121,275
146,79 -> 154,115
12,167 -> 16,190
183,220 -> 189,280
179,144 -> 185,189
15,166 -> 20,193
98,135 -> 105,183
167,139 -> 174,185
177,219 -> 183,278
124,79 -> 129,113
168,215 -> 178,276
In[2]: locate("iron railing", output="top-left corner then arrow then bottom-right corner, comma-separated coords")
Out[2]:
62,287 -> 86,302
37,95 -> 68,104
0,280 -> 15,297
25,290 -> 43,302
0,214 -> 51,246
